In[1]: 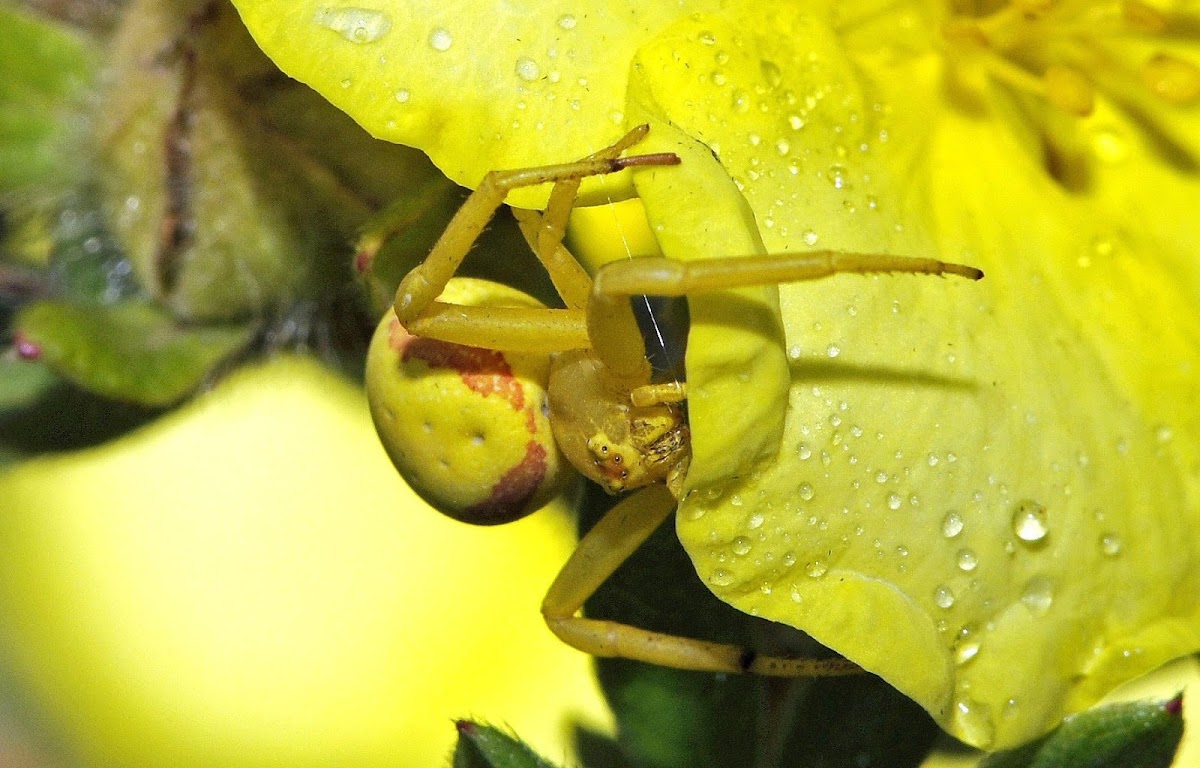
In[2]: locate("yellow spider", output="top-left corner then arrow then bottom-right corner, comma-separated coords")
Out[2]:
366,125 -> 982,677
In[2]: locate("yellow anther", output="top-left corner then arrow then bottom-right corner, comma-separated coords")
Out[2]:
1044,65 -> 1095,116
942,19 -> 991,49
1122,0 -> 1168,34
1141,53 -> 1200,105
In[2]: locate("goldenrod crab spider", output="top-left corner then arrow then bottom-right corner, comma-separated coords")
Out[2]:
365,125 -> 982,676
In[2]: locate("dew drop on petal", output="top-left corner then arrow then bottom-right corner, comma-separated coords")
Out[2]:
805,560 -> 828,578
942,511 -> 964,538
515,57 -> 541,81
393,89 -> 410,103
886,493 -> 902,510
798,482 -> 815,501
1020,576 -> 1054,616
955,638 -> 981,665
556,14 -> 577,30
1011,500 -> 1048,543
731,536 -> 752,556
428,27 -> 453,51
314,7 -> 392,43
708,569 -> 734,587
957,548 -> 978,571
933,585 -> 955,609
1099,532 -> 1122,557
955,698 -> 996,748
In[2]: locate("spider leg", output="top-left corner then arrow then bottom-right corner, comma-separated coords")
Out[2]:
542,484 -> 862,677
391,126 -> 679,353
591,250 -> 983,298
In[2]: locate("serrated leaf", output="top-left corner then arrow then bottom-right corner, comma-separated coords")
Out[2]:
453,721 -> 561,768
980,696 -> 1184,768
15,300 -> 253,406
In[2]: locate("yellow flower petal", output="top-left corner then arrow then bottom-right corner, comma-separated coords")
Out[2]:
626,2 -> 1200,750
229,0 -> 718,207
0,358 -> 609,767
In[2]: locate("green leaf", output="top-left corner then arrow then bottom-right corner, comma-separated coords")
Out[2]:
15,300 -> 253,406
979,696 -> 1184,768
453,721 -> 561,768
0,5 -> 98,195
0,357 -> 56,412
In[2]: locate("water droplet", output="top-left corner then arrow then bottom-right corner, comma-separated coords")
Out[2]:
805,560 -> 828,578
393,88 -> 410,103
340,78 -> 352,88
954,639 -> 981,665
782,551 -> 796,567
826,344 -> 841,358
731,88 -> 749,112
515,57 -> 541,81
429,27 -> 453,51
711,71 -> 728,87
775,138 -> 790,155
955,698 -> 996,748
698,30 -> 717,45
875,471 -> 889,484
826,164 -> 848,189
1099,532 -> 1122,557
942,511 -> 964,538
732,536 -> 752,556
798,482 -> 815,501
1011,500 -> 1049,543
314,7 -> 392,43
957,548 -> 978,571
803,229 -> 820,246
933,585 -> 955,609
748,513 -> 765,529
760,60 -> 782,87
556,14 -> 577,30
1020,575 -> 1054,616
887,493 -> 902,510
788,114 -> 805,130
1155,424 -> 1174,443
797,443 -> 812,460
708,569 -> 734,587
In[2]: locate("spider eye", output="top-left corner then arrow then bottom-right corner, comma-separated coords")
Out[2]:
365,279 -> 572,525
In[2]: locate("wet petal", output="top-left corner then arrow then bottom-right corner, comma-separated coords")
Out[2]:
629,3 -> 1200,750
229,0 -> 718,207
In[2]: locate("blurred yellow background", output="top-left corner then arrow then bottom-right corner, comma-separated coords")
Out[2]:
0,356 -> 611,767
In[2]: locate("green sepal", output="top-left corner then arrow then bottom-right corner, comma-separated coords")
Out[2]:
980,695 -> 1185,768
15,300 -> 254,406
452,721 -> 561,768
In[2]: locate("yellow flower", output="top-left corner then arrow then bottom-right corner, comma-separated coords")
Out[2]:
231,0 -> 1200,751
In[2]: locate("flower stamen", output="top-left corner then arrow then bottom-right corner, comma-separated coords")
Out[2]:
943,0 -> 1200,115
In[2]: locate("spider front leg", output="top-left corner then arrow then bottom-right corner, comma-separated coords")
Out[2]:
390,125 -> 679,353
